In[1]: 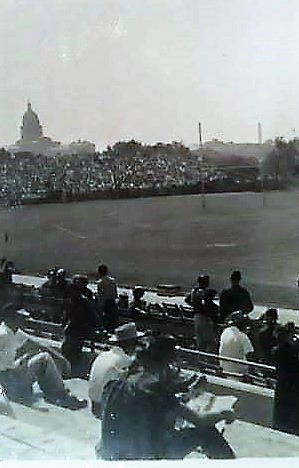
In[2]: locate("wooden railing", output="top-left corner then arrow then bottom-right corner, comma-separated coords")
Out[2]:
15,308 -> 277,390
176,346 -> 276,388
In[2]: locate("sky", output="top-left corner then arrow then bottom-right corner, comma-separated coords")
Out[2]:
1,0 -> 299,150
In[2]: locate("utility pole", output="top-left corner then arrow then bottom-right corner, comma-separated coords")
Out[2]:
198,122 -> 206,210
258,122 -> 262,145
260,173 -> 266,208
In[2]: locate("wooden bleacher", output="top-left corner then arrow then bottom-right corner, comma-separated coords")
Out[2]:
0,378 -> 98,460
1,274 -> 299,459
16,306 -> 277,388
0,377 -> 299,459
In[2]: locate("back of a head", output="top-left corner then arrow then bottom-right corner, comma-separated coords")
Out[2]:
56,268 -> 66,280
133,287 -> 145,300
137,335 -> 176,370
98,264 -> 108,277
226,310 -> 250,330
197,274 -> 210,289
230,270 -> 241,285
47,267 -> 58,280
72,274 -> 88,288
285,321 -> 296,334
264,308 -> 278,324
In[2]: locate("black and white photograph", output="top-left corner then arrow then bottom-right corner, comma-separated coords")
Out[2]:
0,0 -> 299,462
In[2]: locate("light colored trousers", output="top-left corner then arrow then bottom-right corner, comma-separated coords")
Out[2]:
0,352 -> 65,402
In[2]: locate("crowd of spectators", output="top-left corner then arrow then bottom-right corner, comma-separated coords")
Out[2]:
0,260 -> 299,458
0,141 -> 262,206
0,263 -> 238,460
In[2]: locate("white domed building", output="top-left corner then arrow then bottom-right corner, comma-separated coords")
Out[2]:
20,101 -> 44,142
8,102 -> 95,156
8,102 -> 61,155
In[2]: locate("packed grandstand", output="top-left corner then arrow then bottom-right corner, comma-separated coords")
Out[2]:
0,140 -> 277,206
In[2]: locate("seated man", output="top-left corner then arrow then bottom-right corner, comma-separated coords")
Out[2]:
0,312 -> 87,410
257,308 -> 278,364
219,311 -> 254,375
40,267 -> 59,294
129,288 -> 147,320
88,322 -> 144,418
39,267 -> 70,323
97,335 -> 235,460
285,322 -> 299,347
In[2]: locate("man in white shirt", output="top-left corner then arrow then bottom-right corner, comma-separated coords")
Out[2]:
0,315 -> 87,410
89,322 -> 144,418
97,264 -> 119,332
219,311 -> 254,375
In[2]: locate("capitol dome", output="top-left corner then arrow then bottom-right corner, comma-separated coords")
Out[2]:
20,101 -> 43,142
8,101 -> 95,156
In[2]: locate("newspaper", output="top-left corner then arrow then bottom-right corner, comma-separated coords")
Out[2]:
187,392 -> 238,414
186,392 -> 238,433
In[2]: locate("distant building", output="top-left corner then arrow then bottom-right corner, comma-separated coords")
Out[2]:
7,102 -> 95,156
191,138 -> 274,164
21,101 -> 43,141
8,102 -> 61,155
68,140 -> 96,154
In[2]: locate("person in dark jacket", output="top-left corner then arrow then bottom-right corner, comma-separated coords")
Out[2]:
0,258 -> 13,285
204,289 -> 220,327
186,275 -> 215,351
61,274 -> 96,367
272,325 -> 299,435
40,267 -> 70,322
185,275 -> 210,311
219,271 -> 253,323
0,258 -> 14,305
97,336 -> 235,460
97,264 -> 119,332
284,322 -> 299,349
257,308 -> 278,365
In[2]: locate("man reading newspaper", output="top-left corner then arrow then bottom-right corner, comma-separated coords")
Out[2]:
98,335 -> 236,460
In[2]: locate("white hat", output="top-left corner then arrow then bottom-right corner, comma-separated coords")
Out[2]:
109,322 -> 145,343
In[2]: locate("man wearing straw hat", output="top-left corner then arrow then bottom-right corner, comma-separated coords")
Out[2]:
88,322 -> 144,418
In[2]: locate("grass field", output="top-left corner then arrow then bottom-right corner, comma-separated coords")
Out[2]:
1,189 -> 299,308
